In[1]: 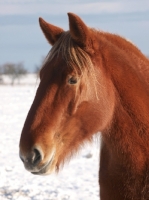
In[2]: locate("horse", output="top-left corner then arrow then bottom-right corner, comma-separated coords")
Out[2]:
19,13 -> 149,200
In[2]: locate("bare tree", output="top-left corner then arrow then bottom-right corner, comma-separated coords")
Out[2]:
3,62 -> 28,85
15,63 -> 28,84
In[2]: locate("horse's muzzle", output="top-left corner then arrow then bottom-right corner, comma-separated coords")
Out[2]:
19,146 -> 55,175
19,146 -> 43,172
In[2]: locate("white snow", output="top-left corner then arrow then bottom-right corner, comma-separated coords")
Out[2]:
0,75 -> 100,200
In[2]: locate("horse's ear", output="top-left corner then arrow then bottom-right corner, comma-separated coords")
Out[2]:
68,13 -> 93,52
39,17 -> 64,46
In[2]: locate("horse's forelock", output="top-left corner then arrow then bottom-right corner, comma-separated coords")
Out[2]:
42,32 -> 93,74
41,31 -> 99,99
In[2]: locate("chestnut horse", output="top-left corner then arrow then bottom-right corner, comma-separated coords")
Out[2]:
19,13 -> 149,199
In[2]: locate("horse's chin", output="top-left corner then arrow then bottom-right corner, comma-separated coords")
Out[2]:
31,167 -> 55,176
31,151 -> 56,176
31,160 -> 56,176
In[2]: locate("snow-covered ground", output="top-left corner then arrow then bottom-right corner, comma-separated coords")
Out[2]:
0,75 -> 100,200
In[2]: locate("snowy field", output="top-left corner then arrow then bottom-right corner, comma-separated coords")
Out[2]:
0,75 -> 100,200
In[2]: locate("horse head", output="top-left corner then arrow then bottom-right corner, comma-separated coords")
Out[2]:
19,13 -> 115,175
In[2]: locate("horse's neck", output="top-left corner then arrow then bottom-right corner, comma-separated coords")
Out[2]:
99,32 -> 149,171
98,31 -> 149,127
98,31 -> 149,199
104,100 -> 149,170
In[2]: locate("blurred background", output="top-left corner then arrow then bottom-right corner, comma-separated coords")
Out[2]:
0,1 -> 149,200
0,0 -> 149,75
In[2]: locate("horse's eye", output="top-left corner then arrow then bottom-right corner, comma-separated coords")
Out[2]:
68,76 -> 78,85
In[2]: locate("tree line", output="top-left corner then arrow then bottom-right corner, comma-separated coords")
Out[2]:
0,62 -> 28,85
0,57 -> 45,85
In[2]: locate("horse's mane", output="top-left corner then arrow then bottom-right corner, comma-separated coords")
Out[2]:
99,31 -> 149,87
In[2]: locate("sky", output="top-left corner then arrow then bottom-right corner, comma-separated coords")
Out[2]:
0,0 -> 149,72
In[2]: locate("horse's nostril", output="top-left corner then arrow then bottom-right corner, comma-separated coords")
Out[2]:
32,148 -> 42,166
